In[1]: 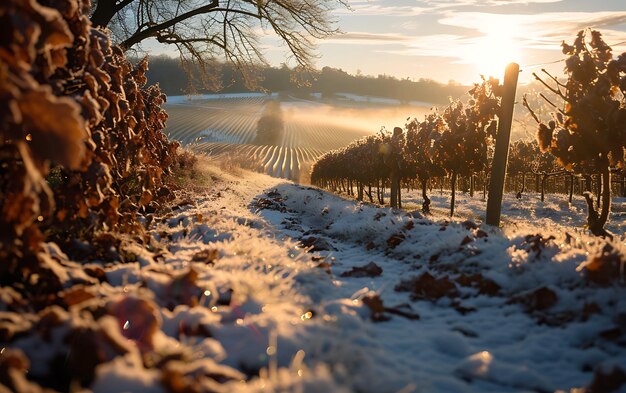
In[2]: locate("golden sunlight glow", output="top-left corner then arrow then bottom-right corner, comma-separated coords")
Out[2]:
461,21 -> 523,80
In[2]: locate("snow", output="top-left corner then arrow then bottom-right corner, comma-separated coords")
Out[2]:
165,92 -> 275,105
332,92 -> 433,107
196,128 -> 242,144
92,352 -> 164,393
2,161 -> 626,392
166,91 -> 434,108
301,92 -> 434,107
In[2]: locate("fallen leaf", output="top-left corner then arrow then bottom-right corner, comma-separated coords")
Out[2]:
340,262 -> 383,278
512,286 -> 558,312
362,293 -> 389,322
581,243 -> 625,286
460,236 -> 473,246
456,274 -> 501,296
588,366 -> 626,393
461,220 -> 478,230
316,262 -> 332,275
108,295 -> 161,351
395,272 -> 459,301
387,233 -> 405,248
300,236 -> 334,251
165,268 -> 201,307
61,286 -> 96,307
191,248 -> 220,265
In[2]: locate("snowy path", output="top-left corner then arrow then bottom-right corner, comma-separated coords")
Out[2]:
143,166 -> 626,392
6,164 -> 626,393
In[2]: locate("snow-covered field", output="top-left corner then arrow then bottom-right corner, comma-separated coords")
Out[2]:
3,162 -> 626,393
166,93 -> 276,105
397,188 -> 626,236
309,92 -> 433,108
167,92 -> 432,108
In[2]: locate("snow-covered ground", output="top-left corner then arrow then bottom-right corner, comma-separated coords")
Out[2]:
333,92 -> 433,107
165,92 -> 432,108
310,92 -> 433,107
400,188 -> 626,236
3,162 -> 626,393
166,92 -> 276,105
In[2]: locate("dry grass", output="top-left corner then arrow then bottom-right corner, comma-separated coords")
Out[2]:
297,160 -> 313,184
217,153 -> 257,176
169,150 -> 215,192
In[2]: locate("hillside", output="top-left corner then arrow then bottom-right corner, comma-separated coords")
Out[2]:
143,56 -> 469,105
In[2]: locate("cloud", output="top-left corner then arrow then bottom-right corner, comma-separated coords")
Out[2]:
421,0 -> 563,6
335,3 -> 429,16
378,11 -> 626,58
317,2 -> 626,83
362,10 -> 626,80
383,34 -> 469,57
335,0 -> 563,17
438,11 -> 626,49
338,0 -> 563,17
400,21 -> 420,31
381,34 -> 482,63
440,11 -> 626,33
324,10 -> 626,57
324,0 -> 626,79
326,32 -> 411,45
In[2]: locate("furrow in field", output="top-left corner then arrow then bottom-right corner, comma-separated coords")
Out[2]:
273,146 -> 287,178
266,146 -> 282,177
256,145 -> 273,166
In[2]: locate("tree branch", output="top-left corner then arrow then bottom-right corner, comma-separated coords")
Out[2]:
91,0 -> 117,28
120,0 -> 221,50
532,72 -> 566,100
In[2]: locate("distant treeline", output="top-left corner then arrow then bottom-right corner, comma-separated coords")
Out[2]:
141,55 -> 468,105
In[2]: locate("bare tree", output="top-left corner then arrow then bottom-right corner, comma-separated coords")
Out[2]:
90,0 -> 347,88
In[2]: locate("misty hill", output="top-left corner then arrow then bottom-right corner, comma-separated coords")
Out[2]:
142,55 -> 469,105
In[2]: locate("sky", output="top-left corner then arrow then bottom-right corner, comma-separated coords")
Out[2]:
273,0 -> 626,84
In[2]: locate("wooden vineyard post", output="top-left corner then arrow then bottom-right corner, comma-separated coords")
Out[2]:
486,63 -> 519,226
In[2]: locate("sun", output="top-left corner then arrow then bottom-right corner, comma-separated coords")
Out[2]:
461,23 -> 523,80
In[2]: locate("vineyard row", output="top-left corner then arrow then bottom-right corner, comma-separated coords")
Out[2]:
312,30 -> 626,237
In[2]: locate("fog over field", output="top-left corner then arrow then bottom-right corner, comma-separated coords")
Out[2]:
164,92 -> 535,183
164,94 -> 434,181
281,100 -> 433,134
